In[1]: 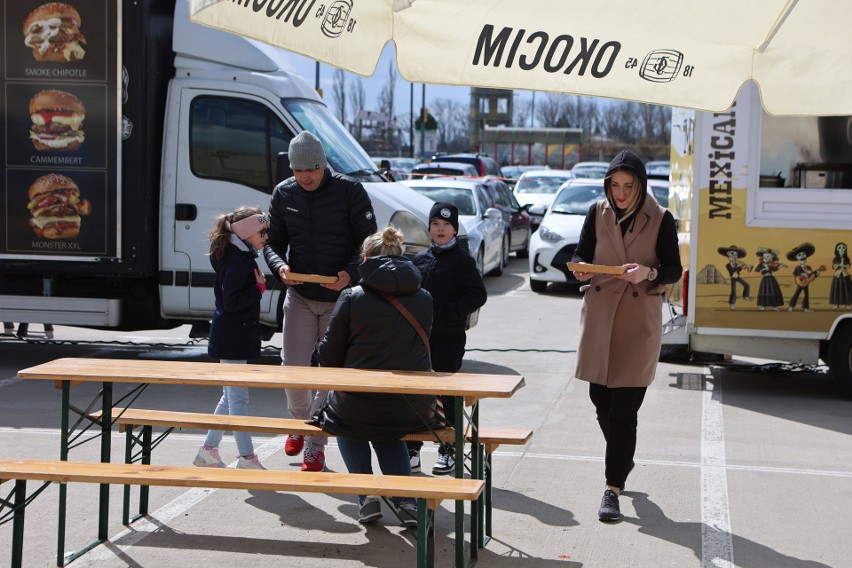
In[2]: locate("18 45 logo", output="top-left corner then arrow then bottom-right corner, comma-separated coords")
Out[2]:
640,49 -> 685,82
320,0 -> 355,37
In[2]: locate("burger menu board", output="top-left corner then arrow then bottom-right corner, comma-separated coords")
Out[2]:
1,1 -> 118,259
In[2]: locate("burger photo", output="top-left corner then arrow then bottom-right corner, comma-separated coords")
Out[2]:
27,173 -> 91,239
22,2 -> 87,62
29,89 -> 86,151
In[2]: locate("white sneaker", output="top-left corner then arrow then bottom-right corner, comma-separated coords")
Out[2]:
193,446 -> 225,468
237,455 -> 266,470
432,451 -> 455,475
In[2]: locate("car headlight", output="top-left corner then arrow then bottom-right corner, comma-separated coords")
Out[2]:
388,211 -> 431,255
537,225 -> 564,243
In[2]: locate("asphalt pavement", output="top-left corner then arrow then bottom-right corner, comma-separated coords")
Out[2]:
1,257 -> 851,567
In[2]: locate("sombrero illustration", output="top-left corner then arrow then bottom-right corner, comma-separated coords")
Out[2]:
785,242 -> 815,261
718,245 -> 747,258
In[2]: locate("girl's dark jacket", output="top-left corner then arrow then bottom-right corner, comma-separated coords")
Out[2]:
413,241 -> 487,337
313,255 -> 437,441
208,242 -> 263,360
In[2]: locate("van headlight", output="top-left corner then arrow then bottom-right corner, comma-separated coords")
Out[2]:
388,211 -> 431,255
537,225 -> 564,244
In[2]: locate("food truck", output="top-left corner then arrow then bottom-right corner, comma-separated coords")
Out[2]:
664,82 -> 852,395
0,0 -> 437,336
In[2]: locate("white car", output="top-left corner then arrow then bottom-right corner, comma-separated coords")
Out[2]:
571,161 -> 609,179
409,161 -> 479,180
401,178 -> 507,276
528,178 -> 669,291
512,169 -> 574,231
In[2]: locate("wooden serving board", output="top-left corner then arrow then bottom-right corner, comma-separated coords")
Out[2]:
286,272 -> 338,284
566,262 -> 626,275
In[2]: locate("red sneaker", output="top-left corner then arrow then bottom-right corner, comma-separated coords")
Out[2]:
284,435 -> 304,456
301,447 -> 325,472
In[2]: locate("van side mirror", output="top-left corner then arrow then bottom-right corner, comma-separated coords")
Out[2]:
276,152 -> 293,185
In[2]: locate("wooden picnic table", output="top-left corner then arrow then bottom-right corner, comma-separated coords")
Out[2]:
18,357 -> 525,567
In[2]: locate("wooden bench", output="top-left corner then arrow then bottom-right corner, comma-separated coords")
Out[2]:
19,357 -> 526,566
98,408 -> 532,539
0,458 -> 484,568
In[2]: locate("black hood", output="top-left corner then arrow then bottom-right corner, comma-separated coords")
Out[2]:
358,255 -> 422,296
605,149 -> 648,216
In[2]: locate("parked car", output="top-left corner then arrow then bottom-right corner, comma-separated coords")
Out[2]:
430,153 -> 502,177
528,178 -> 669,291
372,156 -> 419,180
513,169 -> 574,232
501,164 -> 546,187
479,178 -> 532,258
646,160 -> 671,180
401,178 -> 508,276
410,161 -> 479,179
570,161 -> 609,179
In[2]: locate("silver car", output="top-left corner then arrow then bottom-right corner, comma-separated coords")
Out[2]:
401,178 -> 508,276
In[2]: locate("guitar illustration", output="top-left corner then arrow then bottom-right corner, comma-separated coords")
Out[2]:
795,265 -> 826,287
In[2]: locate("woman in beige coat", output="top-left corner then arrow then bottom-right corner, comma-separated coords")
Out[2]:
570,150 -> 682,522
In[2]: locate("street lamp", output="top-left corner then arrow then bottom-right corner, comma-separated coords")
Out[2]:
420,84 -> 426,160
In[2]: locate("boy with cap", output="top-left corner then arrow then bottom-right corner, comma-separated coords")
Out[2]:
264,131 -> 377,472
408,202 -> 487,475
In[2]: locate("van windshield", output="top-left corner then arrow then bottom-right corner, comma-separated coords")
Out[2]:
284,100 -> 383,181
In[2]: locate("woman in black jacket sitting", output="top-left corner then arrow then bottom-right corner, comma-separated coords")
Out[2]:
315,226 -> 436,527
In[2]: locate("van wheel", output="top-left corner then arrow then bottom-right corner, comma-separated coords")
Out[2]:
530,278 -> 547,292
476,248 -> 485,277
828,324 -> 852,397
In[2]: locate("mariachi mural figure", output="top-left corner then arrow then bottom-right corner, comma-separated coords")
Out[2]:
755,247 -> 786,311
718,245 -> 753,310
829,242 -> 852,310
785,243 -> 825,312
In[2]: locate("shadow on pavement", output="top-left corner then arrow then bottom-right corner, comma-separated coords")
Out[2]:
624,491 -> 832,568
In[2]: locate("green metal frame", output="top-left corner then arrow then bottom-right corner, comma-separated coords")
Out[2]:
44,379 -> 494,568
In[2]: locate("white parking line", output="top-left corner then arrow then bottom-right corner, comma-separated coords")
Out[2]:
77,438 -> 285,566
701,375 -> 734,568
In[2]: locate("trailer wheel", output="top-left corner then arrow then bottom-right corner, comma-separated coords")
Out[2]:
828,324 -> 852,397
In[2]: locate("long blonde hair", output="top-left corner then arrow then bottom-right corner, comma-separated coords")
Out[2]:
361,226 -> 405,258
209,205 -> 263,259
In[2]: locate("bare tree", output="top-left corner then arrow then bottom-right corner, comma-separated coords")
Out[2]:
348,77 -> 366,141
432,97 -> 469,152
513,94 -> 532,127
332,68 -> 346,124
536,93 -> 566,127
376,61 -> 397,150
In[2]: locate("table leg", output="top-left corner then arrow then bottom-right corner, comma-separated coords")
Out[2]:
454,397 -> 465,567
97,382 -> 113,540
12,480 -> 27,568
56,382 -> 70,566
469,402 -> 482,552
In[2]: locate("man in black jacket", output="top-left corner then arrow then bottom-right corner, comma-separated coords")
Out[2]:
264,131 -> 377,472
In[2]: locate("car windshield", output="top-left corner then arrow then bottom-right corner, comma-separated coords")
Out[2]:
409,186 -> 477,215
391,158 -> 418,173
572,167 -> 608,179
550,183 -> 605,214
515,176 -> 571,194
284,100 -> 382,180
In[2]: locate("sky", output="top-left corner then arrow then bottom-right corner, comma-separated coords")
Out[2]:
284,43 -> 534,123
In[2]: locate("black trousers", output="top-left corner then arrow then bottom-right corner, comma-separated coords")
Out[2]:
407,332 -> 466,453
588,382 -> 647,490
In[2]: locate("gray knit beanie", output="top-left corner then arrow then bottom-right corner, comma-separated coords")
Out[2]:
288,131 -> 327,170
